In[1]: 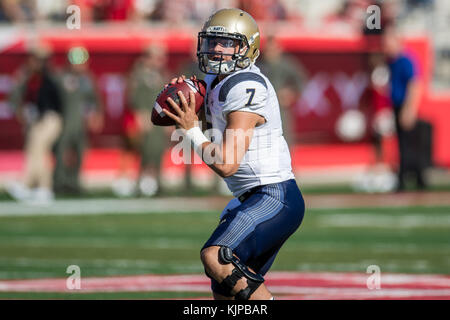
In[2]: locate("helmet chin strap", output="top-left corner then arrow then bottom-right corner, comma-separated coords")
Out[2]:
236,57 -> 251,69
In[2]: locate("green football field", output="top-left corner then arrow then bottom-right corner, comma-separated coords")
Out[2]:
0,200 -> 449,299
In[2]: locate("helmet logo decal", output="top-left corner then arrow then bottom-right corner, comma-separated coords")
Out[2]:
207,26 -> 227,33
248,32 -> 259,45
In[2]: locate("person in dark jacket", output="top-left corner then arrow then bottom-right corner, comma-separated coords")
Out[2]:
6,46 -> 63,204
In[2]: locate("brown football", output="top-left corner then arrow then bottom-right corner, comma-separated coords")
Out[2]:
151,79 -> 206,126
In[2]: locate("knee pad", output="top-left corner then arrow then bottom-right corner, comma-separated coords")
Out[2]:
217,246 -> 264,300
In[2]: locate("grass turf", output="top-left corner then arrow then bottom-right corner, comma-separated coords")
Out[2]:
0,205 -> 449,298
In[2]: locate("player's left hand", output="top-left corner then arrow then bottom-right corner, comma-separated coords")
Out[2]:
163,91 -> 198,130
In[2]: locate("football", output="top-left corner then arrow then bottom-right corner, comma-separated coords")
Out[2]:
151,79 -> 207,126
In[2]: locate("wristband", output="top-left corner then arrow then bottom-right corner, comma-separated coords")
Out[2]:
185,126 -> 209,152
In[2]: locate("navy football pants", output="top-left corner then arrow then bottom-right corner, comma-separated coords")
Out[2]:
202,179 -> 305,295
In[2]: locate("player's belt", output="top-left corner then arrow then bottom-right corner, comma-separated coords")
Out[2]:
238,185 -> 265,203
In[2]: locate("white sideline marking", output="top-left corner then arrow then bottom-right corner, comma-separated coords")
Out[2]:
2,236 -> 198,249
0,198 -> 219,217
317,213 -> 450,228
0,257 -> 202,271
0,272 -> 450,300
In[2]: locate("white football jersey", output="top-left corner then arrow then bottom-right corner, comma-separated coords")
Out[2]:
203,64 -> 294,197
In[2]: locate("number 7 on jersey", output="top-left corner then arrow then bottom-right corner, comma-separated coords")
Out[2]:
245,88 -> 256,106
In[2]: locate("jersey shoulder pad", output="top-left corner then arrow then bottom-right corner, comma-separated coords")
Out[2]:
219,72 -> 268,118
219,72 -> 267,102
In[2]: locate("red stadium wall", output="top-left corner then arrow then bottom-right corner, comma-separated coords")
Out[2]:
0,26 -> 449,167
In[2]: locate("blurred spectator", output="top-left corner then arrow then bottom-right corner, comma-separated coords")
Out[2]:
258,35 -> 307,146
0,0 -> 19,22
189,0 -> 237,23
237,0 -> 288,21
407,0 -> 434,10
6,45 -> 63,204
113,44 -> 169,197
133,0 -> 158,21
35,0 -> 68,22
0,0 -> 37,23
324,0 -> 371,33
88,0 -> 137,22
0,0 -> 70,23
382,26 -> 426,191
149,0 -> 190,24
53,47 -> 103,195
149,0 -> 237,24
70,0 -> 94,23
0,0 -> 297,24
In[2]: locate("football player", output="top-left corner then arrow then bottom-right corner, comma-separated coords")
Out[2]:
163,8 -> 305,300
